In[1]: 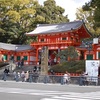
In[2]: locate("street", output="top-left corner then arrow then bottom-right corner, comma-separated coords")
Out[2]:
0,80 -> 100,100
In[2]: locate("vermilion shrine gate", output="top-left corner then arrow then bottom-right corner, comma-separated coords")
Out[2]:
0,20 -> 100,65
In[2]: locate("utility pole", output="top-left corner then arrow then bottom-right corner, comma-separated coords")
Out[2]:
41,46 -> 48,75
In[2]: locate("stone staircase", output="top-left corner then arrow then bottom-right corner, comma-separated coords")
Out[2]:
0,61 -> 16,73
0,61 -> 38,74
14,65 -> 36,72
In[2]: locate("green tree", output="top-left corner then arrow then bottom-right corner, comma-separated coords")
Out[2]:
0,0 -> 69,44
0,0 -> 44,44
57,46 -> 78,63
82,0 -> 100,37
76,8 -> 95,37
76,8 -> 94,33
36,0 -> 69,24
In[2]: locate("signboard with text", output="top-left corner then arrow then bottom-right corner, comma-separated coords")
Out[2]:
85,60 -> 100,82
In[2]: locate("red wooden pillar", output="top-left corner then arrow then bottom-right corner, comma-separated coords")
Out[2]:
0,51 -> 2,61
36,48 -> 39,64
84,50 -> 87,60
94,50 -> 96,60
93,44 -> 97,60
29,51 -> 30,65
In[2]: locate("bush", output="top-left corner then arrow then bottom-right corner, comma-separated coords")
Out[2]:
49,60 -> 85,73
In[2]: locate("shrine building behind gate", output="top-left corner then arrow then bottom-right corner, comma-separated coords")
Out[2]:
0,43 -> 36,65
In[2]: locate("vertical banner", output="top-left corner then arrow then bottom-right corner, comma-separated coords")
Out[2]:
86,60 -> 100,82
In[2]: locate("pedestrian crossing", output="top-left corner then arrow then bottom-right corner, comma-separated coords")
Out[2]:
41,92 -> 100,100
0,87 -> 100,100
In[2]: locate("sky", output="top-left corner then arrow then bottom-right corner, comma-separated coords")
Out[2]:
38,0 -> 91,21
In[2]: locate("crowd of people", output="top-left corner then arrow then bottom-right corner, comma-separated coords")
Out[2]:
13,70 -> 39,82
2,68 -> 40,83
1,68 -> 94,86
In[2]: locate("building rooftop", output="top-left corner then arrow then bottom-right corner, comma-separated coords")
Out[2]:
0,42 -> 33,51
26,20 -> 91,37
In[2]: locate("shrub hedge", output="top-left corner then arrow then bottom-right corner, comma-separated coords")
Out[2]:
49,60 -> 85,73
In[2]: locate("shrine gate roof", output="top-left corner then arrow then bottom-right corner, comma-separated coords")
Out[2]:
0,42 -> 33,51
26,20 -> 92,37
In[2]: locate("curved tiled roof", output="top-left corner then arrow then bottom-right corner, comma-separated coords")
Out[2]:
0,42 -> 33,51
26,20 -> 90,35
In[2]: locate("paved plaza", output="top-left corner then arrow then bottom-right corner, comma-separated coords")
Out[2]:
0,80 -> 100,100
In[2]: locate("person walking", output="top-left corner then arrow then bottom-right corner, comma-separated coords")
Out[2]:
21,57 -> 24,67
21,71 -> 25,82
10,54 -> 14,63
13,71 -> 16,80
79,71 -> 86,86
1,55 -> 4,62
16,71 -> 20,82
24,71 -> 29,82
2,68 -> 8,81
63,71 -> 70,85
29,71 -> 33,83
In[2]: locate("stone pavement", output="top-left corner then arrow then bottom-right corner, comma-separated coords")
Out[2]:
0,80 -> 100,100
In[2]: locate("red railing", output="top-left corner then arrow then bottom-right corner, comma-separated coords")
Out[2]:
48,73 -> 81,76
